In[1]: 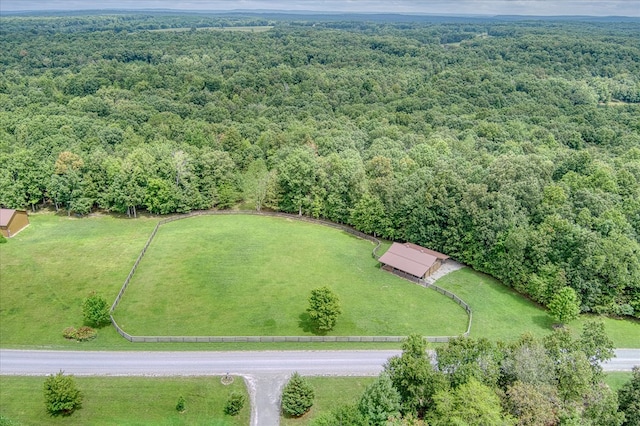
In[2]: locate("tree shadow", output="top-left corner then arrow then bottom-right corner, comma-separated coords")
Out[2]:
533,314 -> 554,330
298,312 -> 326,336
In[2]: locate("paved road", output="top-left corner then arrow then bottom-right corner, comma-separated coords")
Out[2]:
1,349 -> 637,376
1,349 -> 637,425
0,349 -> 400,376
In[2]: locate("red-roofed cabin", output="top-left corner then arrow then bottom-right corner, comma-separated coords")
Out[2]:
378,242 -> 449,279
0,209 -> 29,238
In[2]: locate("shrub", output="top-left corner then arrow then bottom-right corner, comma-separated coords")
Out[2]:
43,371 -> 82,416
62,327 -> 77,340
74,326 -> 97,341
82,292 -> 111,327
282,372 -> 314,417
176,395 -> 186,412
0,234 -> 7,244
63,326 -> 96,341
224,391 -> 246,416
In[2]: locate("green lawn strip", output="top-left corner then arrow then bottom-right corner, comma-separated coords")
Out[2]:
114,215 -> 468,337
435,268 -> 640,347
0,375 -> 248,425
0,213 -> 157,347
280,376 -> 375,425
604,372 -> 633,392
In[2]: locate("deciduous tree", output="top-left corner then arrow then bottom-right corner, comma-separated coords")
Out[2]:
306,287 -> 341,332
82,292 -> 110,328
548,287 -> 580,325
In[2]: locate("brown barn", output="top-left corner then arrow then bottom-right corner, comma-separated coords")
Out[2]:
379,242 -> 449,279
0,209 -> 29,238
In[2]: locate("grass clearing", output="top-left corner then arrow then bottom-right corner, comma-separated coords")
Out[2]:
436,268 -> 640,347
0,213 -> 157,348
0,375 -> 248,425
604,372 -> 633,392
114,215 -> 468,337
280,376 -> 375,425
1,212 -> 636,350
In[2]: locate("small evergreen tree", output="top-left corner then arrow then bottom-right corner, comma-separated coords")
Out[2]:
43,371 -> 82,416
282,372 -> 314,417
307,287 -> 341,332
548,286 -> 580,325
82,292 -> 110,327
176,395 -> 186,412
224,391 -> 246,416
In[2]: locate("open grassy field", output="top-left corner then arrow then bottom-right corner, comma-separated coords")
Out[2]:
0,375 -> 248,425
0,213 -> 157,348
436,268 -> 640,347
114,215 -> 468,337
1,213 -> 637,349
604,372 -> 633,392
280,376 -> 375,425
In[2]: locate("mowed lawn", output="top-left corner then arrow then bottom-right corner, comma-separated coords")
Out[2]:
281,376 -> 375,425
436,268 -> 640,347
0,213 -> 157,347
0,375 -> 248,425
114,215 -> 469,337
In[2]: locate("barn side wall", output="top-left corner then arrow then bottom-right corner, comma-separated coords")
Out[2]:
7,211 -> 29,237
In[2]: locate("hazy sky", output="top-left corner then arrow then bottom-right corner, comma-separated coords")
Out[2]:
2,0 -> 639,17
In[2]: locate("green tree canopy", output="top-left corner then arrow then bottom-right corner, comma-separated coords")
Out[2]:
548,287 -> 581,325
306,286 -> 342,332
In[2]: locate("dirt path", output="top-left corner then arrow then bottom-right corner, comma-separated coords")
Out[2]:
246,373 -> 288,426
422,259 -> 465,286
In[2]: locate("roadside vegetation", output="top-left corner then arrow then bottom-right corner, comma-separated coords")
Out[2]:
283,333 -> 630,425
280,377 -> 375,425
0,375 -> 249,425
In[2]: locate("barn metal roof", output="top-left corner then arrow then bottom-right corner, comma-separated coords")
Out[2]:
0,209 -> 17,227
378,242 -> 449,278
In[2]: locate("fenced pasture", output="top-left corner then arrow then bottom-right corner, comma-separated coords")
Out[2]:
112,213 -> 469,339
0,213 -> 157,348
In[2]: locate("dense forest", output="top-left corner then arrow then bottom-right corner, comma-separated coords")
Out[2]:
1,14 -> 639,318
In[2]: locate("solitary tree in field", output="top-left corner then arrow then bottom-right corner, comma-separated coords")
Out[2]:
548,287 -> 580,325
307,287 -> 342,332
82,292 -> 110,328
43,371 -> 82,416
